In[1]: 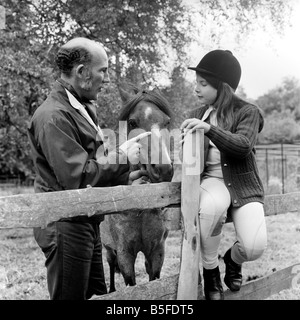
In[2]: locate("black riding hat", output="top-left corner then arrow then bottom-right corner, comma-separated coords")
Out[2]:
188,49 -> 241,91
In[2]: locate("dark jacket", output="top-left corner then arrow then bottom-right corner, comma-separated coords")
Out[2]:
27,81 -> 130,202
189,100 -> 265,209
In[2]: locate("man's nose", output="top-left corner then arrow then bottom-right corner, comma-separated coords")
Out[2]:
103,72 -> 110,83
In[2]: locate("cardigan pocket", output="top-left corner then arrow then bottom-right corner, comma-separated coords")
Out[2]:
232,171 -> 263,199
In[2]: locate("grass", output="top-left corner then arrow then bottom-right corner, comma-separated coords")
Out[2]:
1,186 -> 300,300
106,212 -> 300,300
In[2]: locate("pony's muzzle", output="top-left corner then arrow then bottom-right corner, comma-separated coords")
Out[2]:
147,163 -> 173,182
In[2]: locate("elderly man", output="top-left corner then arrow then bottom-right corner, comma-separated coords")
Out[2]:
27,37 -> 148,300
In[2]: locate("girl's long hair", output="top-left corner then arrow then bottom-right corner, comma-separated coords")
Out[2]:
213,82 -> 247,131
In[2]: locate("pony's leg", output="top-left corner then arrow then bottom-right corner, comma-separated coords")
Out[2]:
145,244 -> 164,281
105,247 -> 118,293
117,251 -> 137,287
144,229 -> 169,281
142,209 -> 169,281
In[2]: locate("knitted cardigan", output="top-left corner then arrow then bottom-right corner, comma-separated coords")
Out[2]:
189,100 -> 265,209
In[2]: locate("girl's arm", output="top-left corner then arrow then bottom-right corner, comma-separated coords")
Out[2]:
206,104 -> 263,158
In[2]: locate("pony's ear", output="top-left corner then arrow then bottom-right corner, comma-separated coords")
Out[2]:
118,82 -> 140,103
118,86 -> 133,103
151,85 -> 162,95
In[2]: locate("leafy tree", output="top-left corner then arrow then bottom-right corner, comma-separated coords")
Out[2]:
1,0 -> 194,178
256,77 -> 300,120
258,110 -> 300,144
0,0 -> 296,178
0,1 -> 54,180
160,66 -> 199,128
186,0 -> 293,51
256,78 -> 300,143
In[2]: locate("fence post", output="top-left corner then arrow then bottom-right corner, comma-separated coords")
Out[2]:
281,143 -> 285,194
177,129 -> 204,300
265,148 -> 269,187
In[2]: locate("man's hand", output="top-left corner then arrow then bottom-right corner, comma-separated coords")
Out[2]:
119,131 -> 151,164
128,169 -> 150,185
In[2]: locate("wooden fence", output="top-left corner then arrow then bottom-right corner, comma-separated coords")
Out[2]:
0,130 -> 300,300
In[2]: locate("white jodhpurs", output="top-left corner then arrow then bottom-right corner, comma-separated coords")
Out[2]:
199,177 -> 267,269
231,202 -> 267,265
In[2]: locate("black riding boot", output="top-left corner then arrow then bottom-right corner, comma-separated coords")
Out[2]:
203,266 -> 224,300
224,248 -> 242,291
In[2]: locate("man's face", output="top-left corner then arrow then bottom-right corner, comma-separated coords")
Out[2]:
82,49 -> 110,101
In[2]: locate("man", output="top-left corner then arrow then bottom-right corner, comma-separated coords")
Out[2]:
27,37 -> 148,299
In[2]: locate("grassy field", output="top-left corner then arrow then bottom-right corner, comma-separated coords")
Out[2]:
0,186 -> 300,300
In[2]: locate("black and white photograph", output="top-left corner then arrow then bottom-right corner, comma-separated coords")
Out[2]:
0,0 -> 300,306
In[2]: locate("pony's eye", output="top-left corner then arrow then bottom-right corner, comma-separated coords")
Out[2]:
128,119 -> 138,129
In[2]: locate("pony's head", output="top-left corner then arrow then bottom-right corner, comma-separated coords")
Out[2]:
119,85 -> 174,182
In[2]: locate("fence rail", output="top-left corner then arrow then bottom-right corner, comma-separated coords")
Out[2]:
1,184 -> 300,230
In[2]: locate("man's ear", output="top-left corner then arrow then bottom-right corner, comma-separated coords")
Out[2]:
75,64 -> 90,79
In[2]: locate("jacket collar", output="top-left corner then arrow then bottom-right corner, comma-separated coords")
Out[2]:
200,105 -> 215,122
56,78 -> 91,105
55,79 -> 105,142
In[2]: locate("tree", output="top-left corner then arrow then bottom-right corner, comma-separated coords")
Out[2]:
1,0 -> 194,177
258,110 -> 300,144
256,77 -> 300,120
0,0 -> 54,180
22,0 -> 194,84
255,77 -> 300,143
0,0 -> 296,178
160,66 -> 199,128
185,0 -> 294,52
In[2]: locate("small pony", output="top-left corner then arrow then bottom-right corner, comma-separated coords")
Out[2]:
100,86 -> 174,292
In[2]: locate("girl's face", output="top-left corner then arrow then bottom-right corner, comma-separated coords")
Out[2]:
195,73 -> 218,106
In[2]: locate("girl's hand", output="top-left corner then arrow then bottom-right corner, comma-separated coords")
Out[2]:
179,118 -> 210,144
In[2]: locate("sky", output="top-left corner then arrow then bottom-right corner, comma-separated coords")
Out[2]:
183,0 -> 300,99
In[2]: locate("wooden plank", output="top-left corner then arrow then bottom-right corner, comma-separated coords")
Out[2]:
1,184 -> 299,230
92,274 -> 204,300
0,182 -> 181,229
92,263 -> 300,301
177,130 -> 203,300
93,274 -> 179,300
224,192 -> 300,223
224,263 -> 300,300
164,192 -> 300,230
263,192 -> 300,216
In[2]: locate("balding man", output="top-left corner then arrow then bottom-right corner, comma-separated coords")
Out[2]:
27,37 -> 148,300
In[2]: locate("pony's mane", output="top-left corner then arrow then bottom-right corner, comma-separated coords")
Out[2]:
118,90 -> 173,121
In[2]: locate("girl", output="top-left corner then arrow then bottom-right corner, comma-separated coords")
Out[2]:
180,50 -> 267,300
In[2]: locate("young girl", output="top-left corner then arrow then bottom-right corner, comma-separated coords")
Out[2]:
180,50 -> 267,300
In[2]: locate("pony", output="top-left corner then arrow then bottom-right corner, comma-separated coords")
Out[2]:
100,86 -> 174,292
